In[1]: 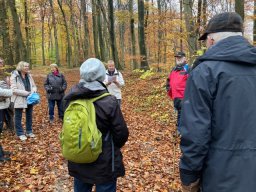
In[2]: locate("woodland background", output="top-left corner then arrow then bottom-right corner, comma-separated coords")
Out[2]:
1,0 -> 256,191
0,0 -> 255,71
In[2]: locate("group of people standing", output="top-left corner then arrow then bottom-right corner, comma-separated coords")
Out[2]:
0,58 -> 125,163
3,11 -> 255,192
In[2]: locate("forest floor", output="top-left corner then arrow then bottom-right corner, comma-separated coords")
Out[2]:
0,67 -> 181,192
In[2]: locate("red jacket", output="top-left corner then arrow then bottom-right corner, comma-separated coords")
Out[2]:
166,66 -> 189,100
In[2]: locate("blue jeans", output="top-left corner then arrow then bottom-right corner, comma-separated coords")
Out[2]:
15,105 -> 33,136
74,178 -> 116,192
48,99 -> 63,120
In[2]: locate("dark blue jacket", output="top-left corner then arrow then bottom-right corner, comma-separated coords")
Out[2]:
180,36 -> 256,192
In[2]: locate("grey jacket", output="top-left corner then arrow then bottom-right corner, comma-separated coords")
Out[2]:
0,81 -> 12,110
10,70 -> 37,108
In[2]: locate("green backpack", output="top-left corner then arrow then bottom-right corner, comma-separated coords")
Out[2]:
60,93 -> 110,163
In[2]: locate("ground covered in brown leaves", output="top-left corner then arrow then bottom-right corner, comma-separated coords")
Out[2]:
0,68 -> 181,192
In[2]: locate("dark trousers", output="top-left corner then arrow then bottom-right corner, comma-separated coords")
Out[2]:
4,107 -> 14,131
48,99 -> 64,120
74,178 -> 116,192
0,109 -> 3,133
15,105 -> 33,136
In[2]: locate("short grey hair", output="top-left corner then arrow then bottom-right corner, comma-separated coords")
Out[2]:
16,61 -> 30,71
209,32 -> 243,43
50,63 -> 58,69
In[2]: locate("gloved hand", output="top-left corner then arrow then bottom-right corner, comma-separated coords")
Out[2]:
47,86 -> 53,93
181,179 -> 200,192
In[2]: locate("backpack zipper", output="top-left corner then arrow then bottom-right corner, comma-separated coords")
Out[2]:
78,128 -> 82,148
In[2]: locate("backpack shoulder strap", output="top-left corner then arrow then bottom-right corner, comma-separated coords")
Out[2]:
90,92 -> 111,103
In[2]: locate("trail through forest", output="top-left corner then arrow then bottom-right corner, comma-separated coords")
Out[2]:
0,68 -> 181,192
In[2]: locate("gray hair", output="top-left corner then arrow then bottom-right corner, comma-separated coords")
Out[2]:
209,32 -> 243,43
16,61 -> 29,71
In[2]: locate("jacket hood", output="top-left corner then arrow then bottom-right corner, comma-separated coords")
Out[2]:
64,82 -> 108,101
198,36 -> 256,66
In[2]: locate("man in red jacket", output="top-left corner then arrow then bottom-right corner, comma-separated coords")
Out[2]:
166,52 -> 189,132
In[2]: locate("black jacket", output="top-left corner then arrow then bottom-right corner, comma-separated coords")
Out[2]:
44,72 -> 67,100
180,36 -> 256,192
63,82 -> 129,184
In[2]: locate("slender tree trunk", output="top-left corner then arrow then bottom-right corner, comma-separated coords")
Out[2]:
180,0 -> 183,51
96,0 -> 105,61
117,0 -> 125,68
129,0 -> 138,69
197,0 -> 202,48
108,0 -> 121,69
49,0 -> 60,64
39,2 -> 46,66
0,0 -> 14,65
58,0 -> 72,67
138,0 -> 149,70
81,0 -> 90,58
24,0 -> 30,63
183,0 -> 197,61
8,0 -> 27,62
235,0 -> 244,20
157,0 -> 162,65
91,0 -> 100,58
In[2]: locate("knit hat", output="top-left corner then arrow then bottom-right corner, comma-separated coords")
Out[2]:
199,12 -> 243,40
50,63 -> 58,70
79,58 -> 106,91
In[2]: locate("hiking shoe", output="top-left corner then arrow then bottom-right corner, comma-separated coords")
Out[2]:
49,119 -> 54,124
27,133 -> 35,138
19,135 -> 27,141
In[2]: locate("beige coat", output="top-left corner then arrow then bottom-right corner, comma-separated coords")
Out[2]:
10,70 -> 37,108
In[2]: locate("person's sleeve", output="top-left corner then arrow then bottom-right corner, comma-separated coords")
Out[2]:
0,87 -> 12,97
44,74 -> 52,92
166,74 -> 172,99
117,72 -> 125,87
109,100 -> 129,148
179,66 -> 214,186
62,74 -> 67,91
10,74 -> 30,96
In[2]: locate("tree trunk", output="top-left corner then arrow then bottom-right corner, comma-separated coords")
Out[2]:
180,0 -> 183,51
49,0 -> 60,64
24,0 -> 31,63
183,0 -> 197,61
117,0 -> 125,68
91,0 -> 100,58
129,0 -> 138,69
96,0 -> 106,61
108,0 -> 121,69
39,1 -> 46,66
8,0 -> 27,62
0,0 -> 14,65
138,0 -> 149,70
57,0 -> 72,67
81,0 -> 90,58
235,0 -> 244,20
196,0 -> 202,48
